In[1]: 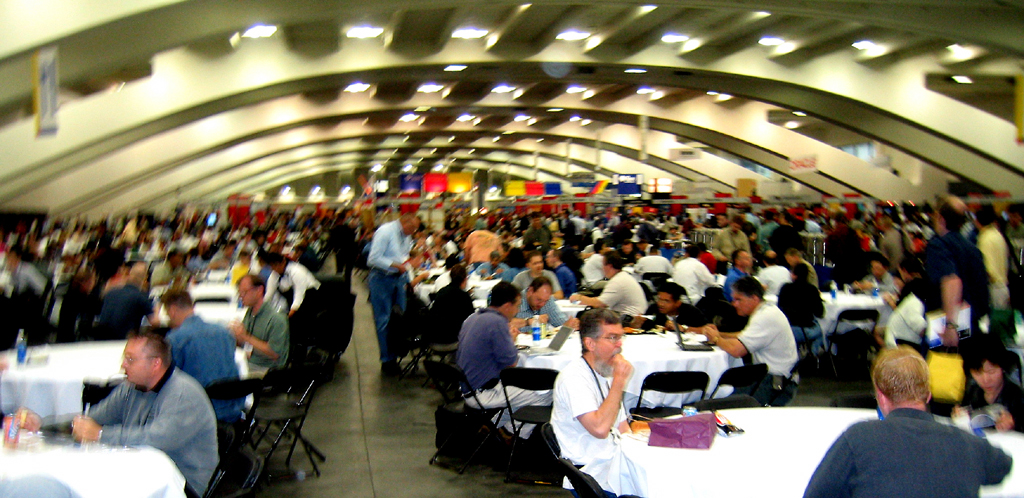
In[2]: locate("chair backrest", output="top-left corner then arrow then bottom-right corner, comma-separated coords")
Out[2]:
423,360 -> 467,405
635,371 -> 710,410
540,423 -> 560,458
643,272 -> 670,289
711,364 -> 769,398
499,367 -> 559,392
260,364 -> 319,407
832,308 -> 880,334
830,393 -> 878,409
204,445 -> 263,498
82,378 -> 122,409
558,458 -> 606,498
693,394 -> 761,411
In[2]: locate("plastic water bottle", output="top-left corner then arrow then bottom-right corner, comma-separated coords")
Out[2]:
829,281 -> 838,301
15,329 -> 27,365
531,316 -> 541,344
872,286 -> 879,298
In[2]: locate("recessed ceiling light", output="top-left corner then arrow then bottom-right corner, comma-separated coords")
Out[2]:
537,138 -> 544,143
758,36 -> 785,46
650,91 -> 665,100
706,91 -> 719,96
547,108 -> 564,112
527,118 -> 538,126
570,116 -> 581,122
444,64 -> 468,72
784,121 -> 800,129
636,87 -> 656,95
566,85 -> 587,94
715,94 -> 733,102
661,33 -> 689,43
947,44 -> 975,60
851,40 -> 877,51
581,119 -> 592,126
492,136 -> 501,142
492,84 -> 516,93
433,164 -> 444,171
402,164 -> 414,172
555,30 -> 591,41
502,130 -> 514,135
582,89 -> 596,99
456,114 -> 475,122
639,5 -> 658,14
345,82 -> 371,93
418,83 -> 444,93
792,111 -> 807,117
681,39 -> 702,52
514,115 -> 530,122
347,26 -> 384,39
951,75 -> 973,84
754,11 -> 771,17
399,113 -> 419,122
414,106 -> 431,112
242,24 -> 277,38
452,27 -> 489,39
370,164 -> 383,172
624,68 -> 647,74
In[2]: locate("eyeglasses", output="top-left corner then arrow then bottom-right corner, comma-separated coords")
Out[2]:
599,334 -> 624,343
123,355 -> 157,364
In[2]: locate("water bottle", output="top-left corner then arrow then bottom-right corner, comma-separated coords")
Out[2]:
829,281 -> 838,301
531,316 -> 541,344
872,286 -> 879,298
15,329 -> 27,365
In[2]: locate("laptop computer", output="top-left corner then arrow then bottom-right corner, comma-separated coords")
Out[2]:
924,306 -> 971,349
525,326 -> 574,356
675,327 -> 714,352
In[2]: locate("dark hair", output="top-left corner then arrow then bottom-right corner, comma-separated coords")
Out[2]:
695,242 -> 707,253
504,248 -> 526,269
899,257 -> 924,276
731,249 -> 749,265
731,276 -> 764,300
785,247 -> 803,259
579,308 -> 621,353
685,244 -> 701,258
658,282 -> 686,302
975,205 -> 997,226
128,329 -> 172,366
593,239 -> 605,252
866,253 -> 890,269
528,276 -> 553,292
239,273 -> 266,290
449,264 -> 468,286
525,250 -> 543,263
604,251 -> 625,270
160,289 -> 193,309
488,281 -> 520,308
263,252 -> 285,266
964,335 -> 1011,372
792,263 -> 810,284
938,198 -> 966,231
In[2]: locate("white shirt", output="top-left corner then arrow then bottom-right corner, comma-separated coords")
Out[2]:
552,357 -> 628,493
266,261 -> 321,312
736,303 -> 799,376
634,255 -> 674,277
673,257 -> 716,301
598,271 -> 648,316
884,294 -> 927,348
756,265 -> 793,297
582,254 -> 605,285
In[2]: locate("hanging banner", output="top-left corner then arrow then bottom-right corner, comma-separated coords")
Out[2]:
399,173 -> 423,193
423,173 -> 448,193
525,181 -> 545,196
789,155 -> 818,174
505,181 -> 526,196
544,183 -> 562,195
33,46 -> 59,137
615,174 -> 642,196
447,172 -> 473,193
589,180 -> 610,195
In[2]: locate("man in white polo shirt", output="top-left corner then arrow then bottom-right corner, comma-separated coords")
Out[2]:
569,251 -> 648,317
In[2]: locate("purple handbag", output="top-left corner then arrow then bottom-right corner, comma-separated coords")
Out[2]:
647,413 -> 717,449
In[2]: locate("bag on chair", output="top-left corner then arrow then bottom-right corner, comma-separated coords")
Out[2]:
927,348 -> 965,404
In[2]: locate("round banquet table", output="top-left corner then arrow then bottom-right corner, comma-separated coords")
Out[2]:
0,442 -> 186,498
613,407 -> 1024,498
519,332 -> 743,409
417,274 -> 499,303
1,341 -> 249,420
765,291 -> 891,334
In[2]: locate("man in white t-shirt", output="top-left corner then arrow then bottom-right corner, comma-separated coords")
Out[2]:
551,308 -> 634,494
673,244 -> 716,302
570,251 -> 648,317
633,245 -> 674,278
755,251 -> 792,297
581,241 -> 609,286
698,276 -> 799,406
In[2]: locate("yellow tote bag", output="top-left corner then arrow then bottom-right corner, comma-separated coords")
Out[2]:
927,349 -> 965,404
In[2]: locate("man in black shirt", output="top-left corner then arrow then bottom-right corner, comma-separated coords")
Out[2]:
633,282 -> 707,331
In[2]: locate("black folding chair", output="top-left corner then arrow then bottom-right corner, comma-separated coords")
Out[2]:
203,446 -> 263,498
205,377 -> 264,455
557,458 -> 643,498
643,272 -> 671,290
251,353 -> 327,480
540,422 -> 560,459
82,377 -> 123,411
709,364 -> 769,399
693,394 -> 761,411
423,360 -> 504,474
499,367 -> 558,483
825,309 -> 880,379
631,371 -> 710,420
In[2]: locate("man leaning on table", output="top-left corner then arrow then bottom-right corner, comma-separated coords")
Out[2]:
19,331 -> 218,497
804,347 -> 1012,498
515,276 -> 579,332
231,273 -> 290,374
569,251 -> 648,318
551,308 -> 634,496
697,276 -> 799,406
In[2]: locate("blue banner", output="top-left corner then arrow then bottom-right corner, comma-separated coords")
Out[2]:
399,173 -> 423,192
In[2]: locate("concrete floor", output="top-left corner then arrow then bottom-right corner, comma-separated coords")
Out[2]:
257,277 -> 874,498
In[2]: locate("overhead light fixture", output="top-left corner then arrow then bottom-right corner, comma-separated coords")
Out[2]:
345,82 -> 370,93
527,118 -> 538,126
547,108 -> 563,112
279,185 -> 292,196
784,121 -> 800,129
502,130 -> 514,135
492,84 -> 516,93
582,89 -> 596,99
566,85 -> 587,94
418,83 -> 444,93
399,113 -> 419,122
309,185 -> 322,196
624,68 -> 647,74
444,64 -> 468,72
473,117 -> 482,125
570,116 -> 582,122
536,138 -> 545,143
492,136 -> 501,142
488,185 -> 499,192
715,93 -> 733,102
706,91 -> 720,96
792,111 -> 807,116
414,106 -> 431,112
852,40 -> 877,51
556,30 -> 591,41
681,39 -> 702,52
347,26 -> 384,38
758,36 -> 785,46
340,185 -> 351,195
433,164 -> 444,171
947,44 -> 975,60
456,114 -> 475,122
754,11 -> 771,17
639,5 -> 658,14
951,75 -> 973,84
661,33 -> 689,43
370,164 -> 383,172
242,24 -> 278,38
452,27 -> 489,39
580,119 -> 592,126
636,87 -> 656,95
650,90 -> 665,100
448,136 -> 456,142
402,164 -> 414,172
514,114 -> 530,122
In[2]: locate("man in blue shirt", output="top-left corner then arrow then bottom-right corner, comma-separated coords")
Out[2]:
97,263 -> 158,339
515,276 -> 579,331
367,213 -> 421,375
162,290 -> 243,422
926,196 -> 990,346
722,249 -> 753,302
473,250 -> 510,279
545,249 -> 577,296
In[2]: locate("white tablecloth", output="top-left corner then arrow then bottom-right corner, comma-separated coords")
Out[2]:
0,444 -> 186,498
766,292 -> 891,334
1,341 -> 249,419
615,407 -> 1024,498
418,276 -> 500,304
520,333 -> 742,408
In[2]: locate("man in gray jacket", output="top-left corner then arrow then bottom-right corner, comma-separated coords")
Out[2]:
23,331 -> 219,496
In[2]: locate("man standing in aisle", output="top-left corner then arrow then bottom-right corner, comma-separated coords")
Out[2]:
711,214 -> 750,274
551,308 -> 633,495
975,205 -> 1010,310
522,214 -> 552,253
927,197 -> 989,346
368,213 -> 420,375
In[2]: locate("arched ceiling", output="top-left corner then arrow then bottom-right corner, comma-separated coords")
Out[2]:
0,0 -> 1021,216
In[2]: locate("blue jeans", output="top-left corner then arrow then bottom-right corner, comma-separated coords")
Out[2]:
368,269 -> 407,362
791,323 -> 823,355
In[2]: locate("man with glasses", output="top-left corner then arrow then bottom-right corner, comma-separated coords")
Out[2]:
231,274 -> 290,373
18,331 -> 218,497
551,308 -> 634,495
